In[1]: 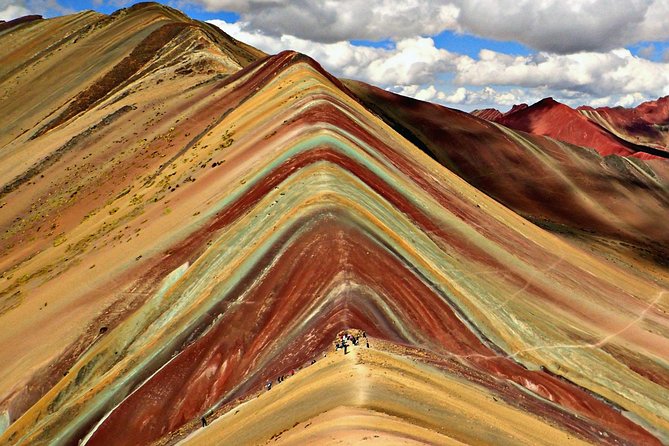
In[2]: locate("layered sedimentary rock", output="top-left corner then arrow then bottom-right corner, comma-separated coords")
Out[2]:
1,4 -> 669,446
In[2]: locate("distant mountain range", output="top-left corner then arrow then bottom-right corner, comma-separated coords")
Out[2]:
473,96 -> 669,159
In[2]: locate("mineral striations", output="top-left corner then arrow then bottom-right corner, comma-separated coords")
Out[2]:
1,4 -> 669,446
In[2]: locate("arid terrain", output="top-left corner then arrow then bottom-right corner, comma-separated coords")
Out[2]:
1,4 -> 669,445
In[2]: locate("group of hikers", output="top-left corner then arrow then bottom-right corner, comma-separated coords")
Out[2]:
263,330 -> 370,392
200,329 -> 370,429
267,367 -> 295,390
335,330 -> 369,354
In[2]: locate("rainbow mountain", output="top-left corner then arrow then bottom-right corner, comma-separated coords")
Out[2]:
1,3 -> 669,445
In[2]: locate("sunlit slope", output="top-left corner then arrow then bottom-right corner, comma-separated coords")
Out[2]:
470,97 -> 669,159
179,344 -> 590,446
495,98 -> 668,159
0,8 -> 668,446
0,2 -> 262,149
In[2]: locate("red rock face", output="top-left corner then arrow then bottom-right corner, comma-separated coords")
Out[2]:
87,212 -> 658,446
498,98 -> 635,156
635,96 -> 669,124
579,97 -> 669,157
477,96 -> 669,159
581,96 -> 669,127
506,103 -> 529,115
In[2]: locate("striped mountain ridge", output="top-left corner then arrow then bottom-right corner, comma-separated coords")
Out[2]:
0,4 -> 668,446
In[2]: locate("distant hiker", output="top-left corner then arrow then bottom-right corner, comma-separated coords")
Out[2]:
311,359 -> 316,365
266,380 -> 272,391
366,340 -> 370,348
342,340 -> 348,355
362,331 -> 367,339
201,416 -> 207,427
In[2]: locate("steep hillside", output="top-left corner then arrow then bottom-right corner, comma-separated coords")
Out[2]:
346,80 -> 669,265
470,107 -> 503,121
178,343 -> 594,445
0,2 -> 263,148
1,5 -> 669,446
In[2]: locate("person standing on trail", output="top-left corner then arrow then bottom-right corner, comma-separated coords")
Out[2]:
201,416 -> 207,427
266,380 -> 272,391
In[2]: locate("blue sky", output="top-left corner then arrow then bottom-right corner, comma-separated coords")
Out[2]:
3,0 -> 669,111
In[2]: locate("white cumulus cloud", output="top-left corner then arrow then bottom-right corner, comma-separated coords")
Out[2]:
0,0 -> 70,20
396,85 -> 537,108
455,0 -> 668,54
210,19 -> 462,87
211,17 -> 669,110
197,0 -> 669,53
454,48 -> 669,98
0,0 -> 31,19
200,0 -> 459,43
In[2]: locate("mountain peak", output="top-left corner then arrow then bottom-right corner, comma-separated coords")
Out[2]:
532,96 -> 567,110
